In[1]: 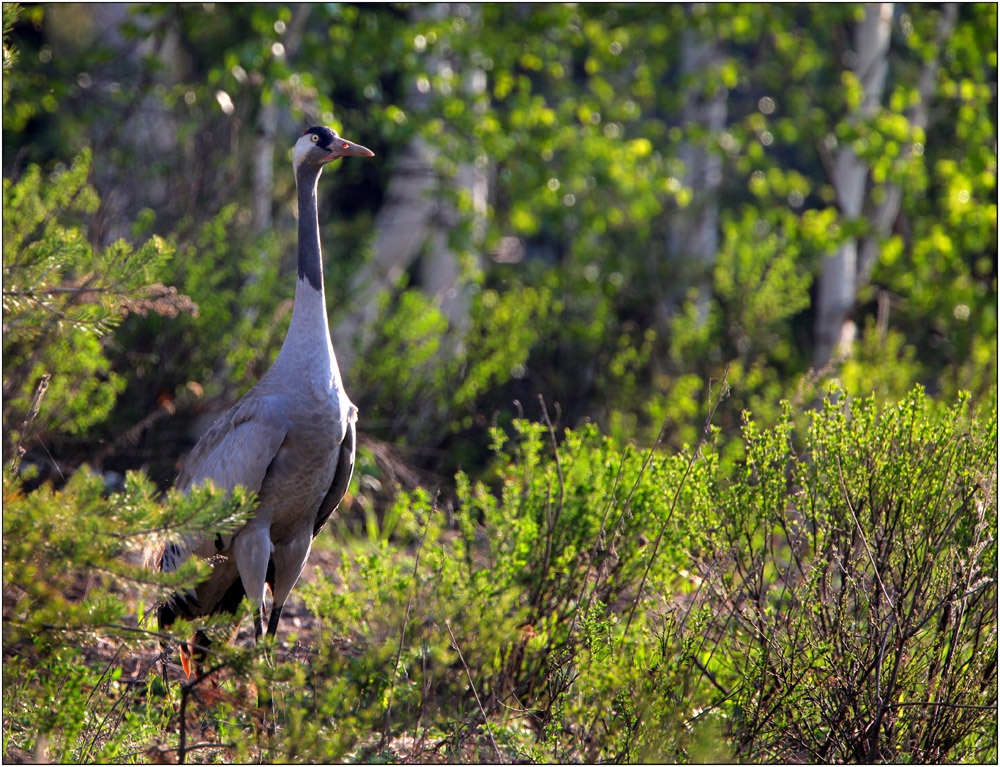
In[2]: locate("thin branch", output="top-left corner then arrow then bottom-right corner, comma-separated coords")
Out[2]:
691,655 -> 731,698
10,373 -> 50,475
381,501 -> 434,750
2,618 -> 219,648
585,415 -> 671,637
445,620 -> 504,764
886,701 -> 997,711
3,286 -> 111,297
534,395 -> 565,605
622,365 -> 731,641
80,645 -> 132,762
835,456 -> 896,614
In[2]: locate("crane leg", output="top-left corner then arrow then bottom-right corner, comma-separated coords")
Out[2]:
232,525 -> 271,642
266,604 -> 284,637
267,531 -> 312,640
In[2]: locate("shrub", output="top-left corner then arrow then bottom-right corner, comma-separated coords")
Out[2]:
701,386 -> 998,763
2,151 -> 177,456
2,465 -> 254,762
4,376 -> 994,763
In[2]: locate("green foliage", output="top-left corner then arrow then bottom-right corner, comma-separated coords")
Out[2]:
1,5 -> 996,764
143,382 -> 991,765
0,73 -> 262,758
2,465 -> 254,762
2,3 -> 20,101
702,387 -> 997,762
3,467 -> 253,639
840,319 -> 923,401
3,2 -> 995,471
1,150 -> 178,451
116,205 -> 291,405
397,2 -> 992,449
355,283 -> 552,447
3,376 -> 995,762
264,405 -> 725,762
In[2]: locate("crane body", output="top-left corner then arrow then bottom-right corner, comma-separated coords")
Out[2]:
158,127 -> 372,666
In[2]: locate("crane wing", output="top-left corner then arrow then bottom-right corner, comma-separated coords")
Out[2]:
177,396 -> 288,495
313,416 -> 356,537
163,395 -> 288,571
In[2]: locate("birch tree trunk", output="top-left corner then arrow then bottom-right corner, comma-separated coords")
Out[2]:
857,3 -> 958,286
813,2 -> 893,370
333,3 -> 487,374
657,18 -> 726,333
252,4 -> 311,237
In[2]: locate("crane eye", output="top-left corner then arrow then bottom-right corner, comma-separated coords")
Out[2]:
310,134 -> 319,143
342,143 -> 349,149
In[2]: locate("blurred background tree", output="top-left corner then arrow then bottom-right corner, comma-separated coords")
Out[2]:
3,1 -> 995,487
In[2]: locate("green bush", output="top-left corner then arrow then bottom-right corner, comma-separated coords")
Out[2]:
3,376 -> 994,763
2,151 -> 175,454
268,398 -> 727,762
701,386 -> 997,763
2,465 -> 254,762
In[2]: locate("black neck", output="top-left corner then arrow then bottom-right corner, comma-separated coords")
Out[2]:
295,164 -> 324,291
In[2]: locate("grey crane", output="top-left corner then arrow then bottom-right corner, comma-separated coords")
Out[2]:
157,126 -> 373,674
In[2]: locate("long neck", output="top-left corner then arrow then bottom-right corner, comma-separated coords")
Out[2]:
273,164 -> 339,377
296,164 -> 325,293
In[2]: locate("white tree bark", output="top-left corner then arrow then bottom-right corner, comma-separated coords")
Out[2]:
658,19 -> 726,332
813,2 -> 893,370
252,4 -> 311,236
857,3 -> 958,285
333,3 -> 487,374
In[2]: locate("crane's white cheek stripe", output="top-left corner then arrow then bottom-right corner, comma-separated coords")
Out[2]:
292,139 -> 312,172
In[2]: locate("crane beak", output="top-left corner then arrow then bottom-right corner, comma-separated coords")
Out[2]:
326,137 -> 374,160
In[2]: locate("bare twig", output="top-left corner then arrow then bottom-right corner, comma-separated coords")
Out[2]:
835,456 -> 896,613
1,619 -> 201,645
622,365 -> 731,640
691,655 -> 731,698
534,395 -> 565,605
584,415 -> 671,634
681,552 -> 762,722
381,501 -> 434,750
80,646 -> 169,762
836,451 -> 901,762
886,701 -> 998,711
445,620 -> 503,764
10,373 -> 50,474
3,286 -> 110,297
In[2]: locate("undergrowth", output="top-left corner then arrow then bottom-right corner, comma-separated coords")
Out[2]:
3,382 -> 996,763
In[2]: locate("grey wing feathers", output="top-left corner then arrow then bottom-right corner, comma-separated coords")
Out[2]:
176,396 -> 288,495
313,418 -> 356,537
162,395 -> 288,570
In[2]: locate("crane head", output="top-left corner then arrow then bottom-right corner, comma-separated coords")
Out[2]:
293,126 -> 374,171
